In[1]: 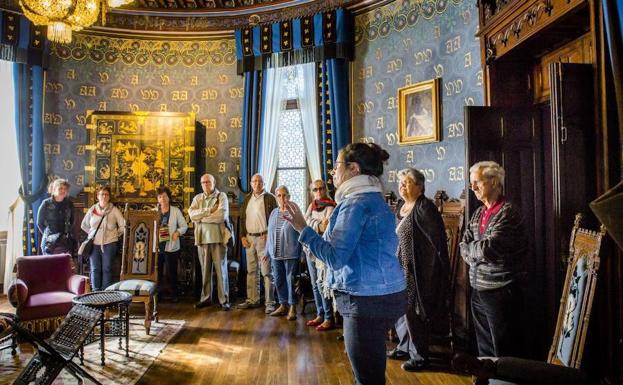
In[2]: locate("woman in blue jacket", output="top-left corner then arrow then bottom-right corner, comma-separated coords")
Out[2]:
285,143 -> 407,385
266,185 -> 303,321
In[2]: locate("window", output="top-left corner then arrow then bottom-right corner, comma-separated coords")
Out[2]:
0,60 -> 20,232
275,66 -> 307,208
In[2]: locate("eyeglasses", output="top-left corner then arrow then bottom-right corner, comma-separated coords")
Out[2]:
312,187 -> 325,192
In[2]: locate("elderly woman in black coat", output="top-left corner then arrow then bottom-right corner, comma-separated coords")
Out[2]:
37,179 -> 75,255
387,167 -> 449,371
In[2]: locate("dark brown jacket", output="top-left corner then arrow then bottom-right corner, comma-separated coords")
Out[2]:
239,191 -> 277,238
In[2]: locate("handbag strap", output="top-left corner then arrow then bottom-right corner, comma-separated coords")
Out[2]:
89,209 -> 108,240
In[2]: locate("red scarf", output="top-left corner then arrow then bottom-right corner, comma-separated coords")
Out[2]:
311,198 -> 336,212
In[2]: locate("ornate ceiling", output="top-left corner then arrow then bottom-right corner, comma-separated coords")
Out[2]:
0,0 -> 383,36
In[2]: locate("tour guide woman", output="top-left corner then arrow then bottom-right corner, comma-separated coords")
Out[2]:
285,143 -> 406,385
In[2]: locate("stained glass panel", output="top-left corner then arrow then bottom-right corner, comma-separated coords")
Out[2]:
277,110 -> 305,168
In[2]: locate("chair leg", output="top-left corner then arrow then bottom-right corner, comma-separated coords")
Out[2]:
144,298 -> 152,335
153,293 -> 159,323
11,333 -> 17,355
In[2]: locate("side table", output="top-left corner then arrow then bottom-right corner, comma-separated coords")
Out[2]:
72,290 -> 132,366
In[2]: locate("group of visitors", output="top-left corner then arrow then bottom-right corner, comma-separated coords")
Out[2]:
37,142 -> 525,385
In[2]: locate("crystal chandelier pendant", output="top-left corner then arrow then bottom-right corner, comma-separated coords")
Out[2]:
19,0 -> 132,44
47,22 -> 72,44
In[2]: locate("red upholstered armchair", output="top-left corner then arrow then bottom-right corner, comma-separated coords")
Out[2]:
7,254 -> 89,334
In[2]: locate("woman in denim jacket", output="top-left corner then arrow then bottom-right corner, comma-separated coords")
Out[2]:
285,143 -> 407,385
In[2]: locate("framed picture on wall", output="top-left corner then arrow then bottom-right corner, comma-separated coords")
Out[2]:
398,78 -> 441,145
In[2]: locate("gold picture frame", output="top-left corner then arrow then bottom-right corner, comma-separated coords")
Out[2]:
398,78 -> 441,145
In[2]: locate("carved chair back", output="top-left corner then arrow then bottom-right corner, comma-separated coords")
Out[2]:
120,210 -> 159,283
548,213 -> 606,368
434,190 -> 466,352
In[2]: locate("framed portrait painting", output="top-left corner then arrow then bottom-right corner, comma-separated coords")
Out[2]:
398,78 -> 441,145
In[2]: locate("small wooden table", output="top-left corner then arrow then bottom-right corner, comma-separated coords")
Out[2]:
72,290 -> 132,366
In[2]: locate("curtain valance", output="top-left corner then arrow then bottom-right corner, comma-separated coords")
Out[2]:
0,11 -> 48,66
235,8 -> 353,75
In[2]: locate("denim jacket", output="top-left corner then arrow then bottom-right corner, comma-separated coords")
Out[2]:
266,208 -> 303,260
298,192 -> 406,296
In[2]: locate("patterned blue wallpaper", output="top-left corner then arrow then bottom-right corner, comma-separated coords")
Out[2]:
352,0 -> 484,199
43,35 -> 243,199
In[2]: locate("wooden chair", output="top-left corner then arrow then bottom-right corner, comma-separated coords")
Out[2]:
453,213 -> 606,385
106,210 -> 159,335
433,190 -> 466,355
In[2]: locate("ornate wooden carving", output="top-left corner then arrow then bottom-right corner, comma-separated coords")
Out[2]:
478,0 -> 585,64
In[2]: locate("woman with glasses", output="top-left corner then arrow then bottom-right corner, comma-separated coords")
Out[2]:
303,179 -> 336,331
81,185 -> 125,291
285,143 -> 406,385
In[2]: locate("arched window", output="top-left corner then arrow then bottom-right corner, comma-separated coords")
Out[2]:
275,66 -> 307,208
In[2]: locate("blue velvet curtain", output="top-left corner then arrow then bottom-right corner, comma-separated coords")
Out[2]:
1,11 -> 48,254
239,70 -> 264,195
14,63 -> 47,255
235,9 -> 353,196
318,59 -> 351,194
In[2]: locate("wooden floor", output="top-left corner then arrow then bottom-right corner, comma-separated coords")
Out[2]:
1,296 -> 471,385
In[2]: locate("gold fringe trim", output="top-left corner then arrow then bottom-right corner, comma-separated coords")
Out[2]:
19,316 -> 65,335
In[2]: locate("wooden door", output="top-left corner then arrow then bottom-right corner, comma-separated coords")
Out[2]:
465,105 -> 546,356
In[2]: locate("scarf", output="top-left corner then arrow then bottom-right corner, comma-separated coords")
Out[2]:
334,174 -> 383,203
92,202 -> 113,216
311,198 -> 337,212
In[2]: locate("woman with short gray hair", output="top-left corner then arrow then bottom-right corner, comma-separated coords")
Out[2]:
387,167 -> 449,371
266,185 -> 303,321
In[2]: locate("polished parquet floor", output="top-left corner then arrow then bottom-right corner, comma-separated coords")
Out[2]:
0,296 -> 471,385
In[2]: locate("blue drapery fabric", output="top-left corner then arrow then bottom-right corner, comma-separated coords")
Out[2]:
318,59 -> 351,194
235,9 -> 353,195
235,8 -> 353,75
602,0 -> 623,137
0,11 -> 48,66
1,11 -> 49,254
14,63 -> 47,255
239,70 -> 264,195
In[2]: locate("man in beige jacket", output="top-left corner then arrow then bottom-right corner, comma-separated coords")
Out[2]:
189,174 -> 231,311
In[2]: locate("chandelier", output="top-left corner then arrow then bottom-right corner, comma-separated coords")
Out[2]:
19,0 -> 133,44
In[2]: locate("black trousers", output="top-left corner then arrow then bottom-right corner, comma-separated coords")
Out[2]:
471,283 -> 522,357
158,250 -> 180,298
335,290 -> 407,385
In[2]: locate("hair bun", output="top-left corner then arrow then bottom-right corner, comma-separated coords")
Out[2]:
368,143 -> 390,162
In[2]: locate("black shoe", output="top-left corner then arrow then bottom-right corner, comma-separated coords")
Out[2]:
221,303 -> 231,311
195,300 -> 210,309
386,348 -> 409,360
401,359 -> 428,372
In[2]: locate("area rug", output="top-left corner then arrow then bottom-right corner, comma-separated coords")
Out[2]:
0,318 -> 184,385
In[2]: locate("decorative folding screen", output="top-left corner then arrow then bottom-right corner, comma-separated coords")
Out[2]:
85,111 -> 195,213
